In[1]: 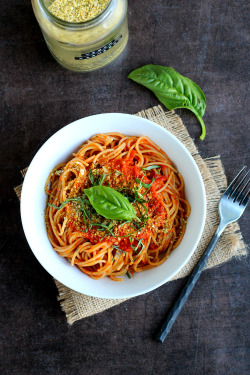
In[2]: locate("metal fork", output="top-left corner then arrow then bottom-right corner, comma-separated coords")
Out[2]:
155,166 -> 249,343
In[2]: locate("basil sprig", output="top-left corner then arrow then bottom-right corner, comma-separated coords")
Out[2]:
128,65 -> 207,139
84,186 -> 137,221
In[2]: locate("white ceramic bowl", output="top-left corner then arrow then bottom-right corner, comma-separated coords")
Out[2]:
21,113 -> 206,299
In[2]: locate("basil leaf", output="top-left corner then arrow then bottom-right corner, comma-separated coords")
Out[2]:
84,186 -> 137,221
135,177 -> 154,189
98,173 -> 107,186
113,245 -> 126,254
89,169 -> 94,185
133,241 -> 145,261
128,65 -> 207,140
135,177 -> 155,194
91,222 -> 115,236
48,197 -> 82,210
143,165 -> 161,171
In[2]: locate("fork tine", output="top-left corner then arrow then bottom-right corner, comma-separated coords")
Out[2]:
239,174 -> 250,205
231,170 -> 249,200
223,166 -> 247,197
241,190 -> 249,207
236,177 -> 249,202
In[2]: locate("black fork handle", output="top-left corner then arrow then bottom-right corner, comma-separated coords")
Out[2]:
155,222 -> 226,343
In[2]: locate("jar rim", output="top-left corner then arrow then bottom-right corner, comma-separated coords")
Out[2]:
39,0 -> 114,28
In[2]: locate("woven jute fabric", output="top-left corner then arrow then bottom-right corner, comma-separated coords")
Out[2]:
15,105 -> 247,324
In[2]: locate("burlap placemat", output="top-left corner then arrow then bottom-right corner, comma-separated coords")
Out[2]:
15,105 -> 247,324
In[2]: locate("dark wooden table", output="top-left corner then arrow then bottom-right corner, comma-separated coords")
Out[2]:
1,1 -> 249,374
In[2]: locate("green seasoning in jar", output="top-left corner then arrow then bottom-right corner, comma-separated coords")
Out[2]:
31,0 -> 128,72
48,0 -> 110,22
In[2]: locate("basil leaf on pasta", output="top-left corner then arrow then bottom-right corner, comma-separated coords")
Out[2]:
84,186 -> 137,221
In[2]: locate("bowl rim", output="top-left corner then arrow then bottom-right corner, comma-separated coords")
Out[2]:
21,113 -> 206,299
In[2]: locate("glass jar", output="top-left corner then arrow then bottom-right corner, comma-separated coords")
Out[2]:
31,0 -> 128,72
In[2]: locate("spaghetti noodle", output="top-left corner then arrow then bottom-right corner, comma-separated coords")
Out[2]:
45,133 -> 191,281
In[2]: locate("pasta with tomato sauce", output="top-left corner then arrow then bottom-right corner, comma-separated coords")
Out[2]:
45,133 -> 191,281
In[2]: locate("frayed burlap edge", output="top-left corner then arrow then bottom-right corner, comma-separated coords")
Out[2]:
15,105 -> 247,324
